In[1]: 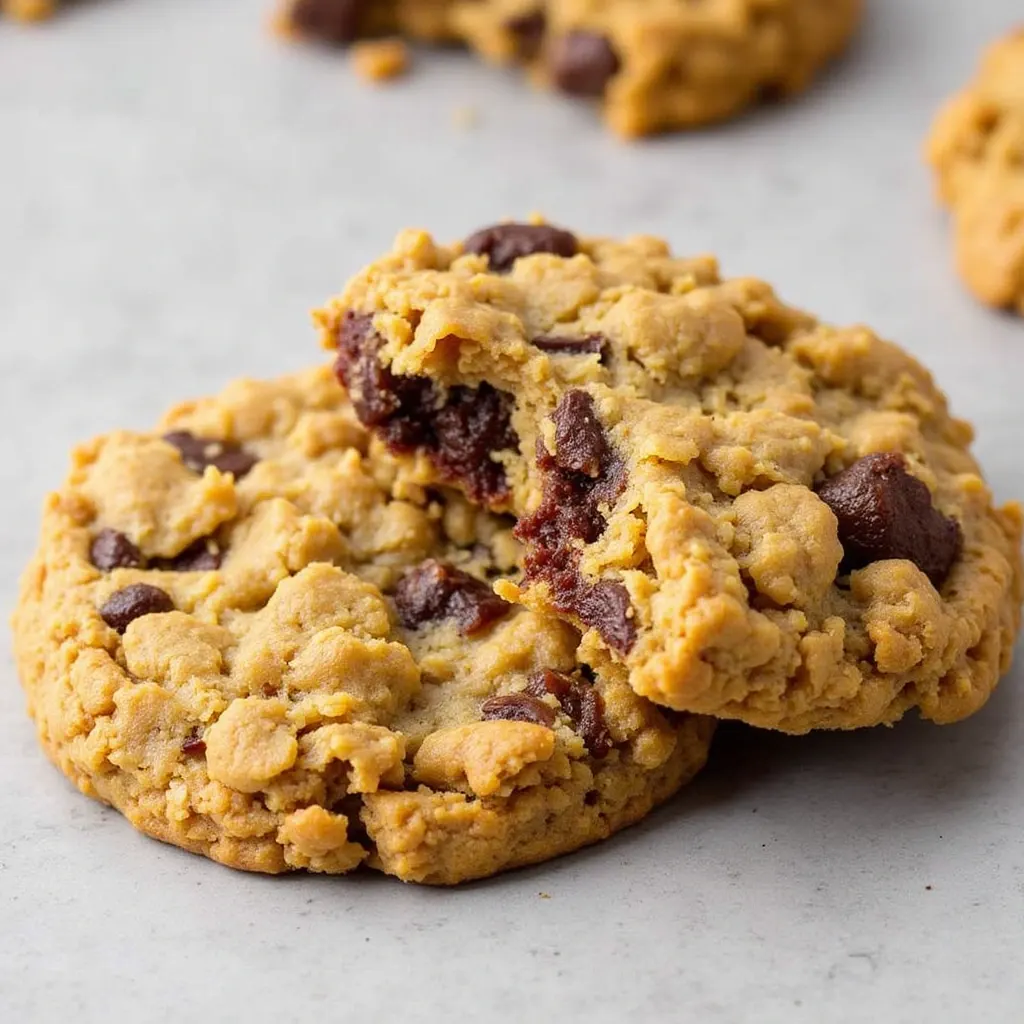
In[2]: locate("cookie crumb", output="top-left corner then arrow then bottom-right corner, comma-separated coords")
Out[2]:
351,39 -> 410,84
539,892 -> 551,899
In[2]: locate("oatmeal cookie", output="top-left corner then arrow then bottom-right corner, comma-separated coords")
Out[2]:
12,366 -> 713,884
316,222 -> 1023,733
282,0 -> 863,136
927,28 -> 1024,315
1,0 -> 57,20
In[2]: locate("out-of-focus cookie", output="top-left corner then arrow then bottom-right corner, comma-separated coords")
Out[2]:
927,29 -> 1024,315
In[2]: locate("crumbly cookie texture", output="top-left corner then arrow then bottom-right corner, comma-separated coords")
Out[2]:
927,29 -> 1024,315
13,367 -> 713,885
282,0 -> 863,137
316,223 -> 1024,734
1,0 -> 57,20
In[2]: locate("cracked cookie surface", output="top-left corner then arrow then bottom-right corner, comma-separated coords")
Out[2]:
282,0 -> 863,137
12,367 -> 713,884
927,28 -> 1024,315
316,224 -> 1024,733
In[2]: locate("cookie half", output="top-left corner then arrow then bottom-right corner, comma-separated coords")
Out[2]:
316,223 -> 1024,733
927,28 -> 1024,315
282,0 -> 863,137
12,367 -> 713,884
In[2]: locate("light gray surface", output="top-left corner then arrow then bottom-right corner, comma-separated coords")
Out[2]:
1,1 -> 1022,1020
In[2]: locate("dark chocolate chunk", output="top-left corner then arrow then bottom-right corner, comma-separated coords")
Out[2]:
289,0 -> 364,45
99,583 -> 175,634
527,669 -> 611,757
163,431 -> 258,480
181,731 -> 206,756
817,452 -> 963,587
515,390 -> 635,653
480,693 -> 557,728
505,10 -> 546,60
394,560 -> 511,636
334,311 -> 403,428
550,31 -> 620,97
552,389 -> 609,477
157,539 -> 223,573
463,222 -> 579,273
522,546 -> 637,654
333,312 -> 518,505
90,529 -> 144,572
532,334 -> 609,361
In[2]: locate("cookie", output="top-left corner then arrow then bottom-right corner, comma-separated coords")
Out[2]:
12,366 -> 713,885
315,223 -> 1024,734
927,29 -> 1024,315
282,0 -> 863,137
1,0 -> 57,20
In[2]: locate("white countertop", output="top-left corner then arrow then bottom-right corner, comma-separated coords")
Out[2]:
1,1 -> 1022,1020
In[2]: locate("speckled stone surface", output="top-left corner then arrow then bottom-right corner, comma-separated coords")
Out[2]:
1,0 -> 1022,1020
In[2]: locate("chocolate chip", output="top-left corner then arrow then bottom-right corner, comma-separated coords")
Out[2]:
181,731 -> 206,756
505,10 -> 546,60
90,529 -> 144,572
163,431 -> 258,479
431,383 -> 519,502
289,0 -> 364,45
527,669 -> 611,757
334,312 -> 403,429
480,693 -> 556,728
463,223 -> 579,273
552,389 -> 609,477
817,452 -> 963,587
394,560 -> 511,635
156,539 -> 223,573
334,312 -> 518,505
550,32 -> 620,97
523,546 -> 638,654
532,334 -> 609,361
515,391 -> 635,653
99,583 -> 175,634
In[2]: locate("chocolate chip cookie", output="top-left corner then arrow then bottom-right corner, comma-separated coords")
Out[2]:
927,29 -> 1024,316
1,0 -> 57,19
316,222 -> 1024,734
12,366 -> 713,884
282,0 -> 863,137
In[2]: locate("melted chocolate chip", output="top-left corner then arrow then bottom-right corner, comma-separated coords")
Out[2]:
334,312 -> 518,504
463,223 -> 579,273
516,390 -> 636,653
524,546 -> 637,654
527,669 -> 611,757
90,529 -> 144,572
289,0 -> 364,45
552,389 -> 609,477
817,452 -> 963,587
480,693 -> 557,728
532,334 -> 609,361
157,539 -> 223,573
505,10 -> 546,60
99,583 -> 174,634
394,560 -> 511,636
181,731 -> 206,756
163,431 -> 258,479
333,311 -> 403,428
551,32 -> 621,96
